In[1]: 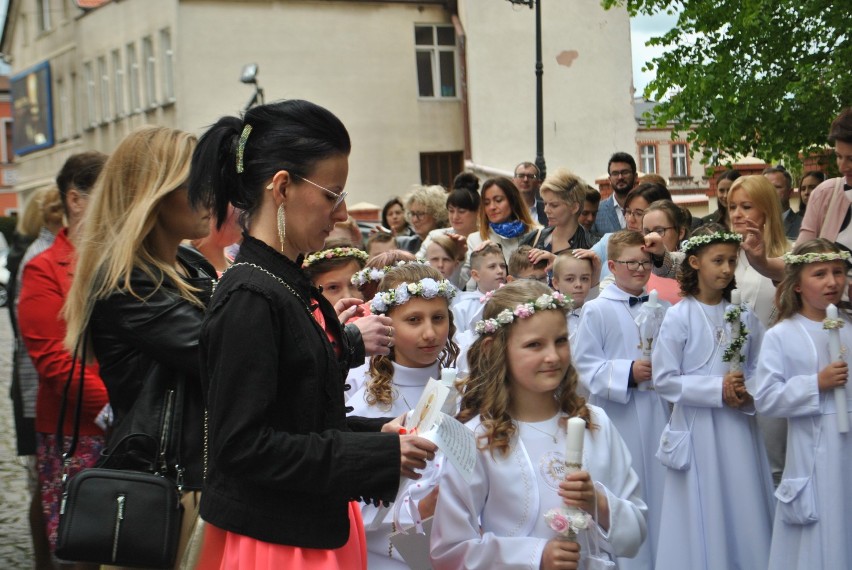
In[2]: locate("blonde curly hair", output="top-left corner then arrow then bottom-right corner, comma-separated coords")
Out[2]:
404,185 -> 449,229
365,263 -> 459,409
457,280 -> 594,457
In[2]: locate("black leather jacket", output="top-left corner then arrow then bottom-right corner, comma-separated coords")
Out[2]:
89,246 -> 215,490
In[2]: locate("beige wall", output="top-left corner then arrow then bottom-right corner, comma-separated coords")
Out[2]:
458,0 -> 636,185
5,0 -> 639,209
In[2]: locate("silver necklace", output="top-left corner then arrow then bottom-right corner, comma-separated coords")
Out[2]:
519,418 -> 560,443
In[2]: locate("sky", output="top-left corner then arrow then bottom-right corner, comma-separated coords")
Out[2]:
630,11 -> 679,96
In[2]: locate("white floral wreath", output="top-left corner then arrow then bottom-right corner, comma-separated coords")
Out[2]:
302,247 -> 369,269
680,231 -> 742,255
782,251 -> 852,265
350,259 -> 427,287
369,278 -> 456,314
474,292 -> 573,335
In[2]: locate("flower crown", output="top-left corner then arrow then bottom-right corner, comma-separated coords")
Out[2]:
369,278 -> 456,314
350,259 -> 427,287
474,292 -> 573,335
782,251 -> 852,265
680,231 -> 742,255
302,247 -> 369,269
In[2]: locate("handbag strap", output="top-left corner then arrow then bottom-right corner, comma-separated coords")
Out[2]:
56,332 -> 87,463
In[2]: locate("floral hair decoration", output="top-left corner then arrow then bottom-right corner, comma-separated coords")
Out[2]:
369,278 -> 456,314
782,251 -> 852,265
302,247 -> 369,269
350,259 -> 427,287
474,292 -> 573,335
680,231 -> 743,255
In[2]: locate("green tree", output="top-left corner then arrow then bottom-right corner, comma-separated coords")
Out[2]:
605,0 -> 852,168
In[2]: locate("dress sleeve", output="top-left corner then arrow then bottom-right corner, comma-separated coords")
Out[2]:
204,286 -> 401,503
652,307 -> 723,408
430,455 -> 547,569
750,326 -> 820,418
574,303 -> 633,404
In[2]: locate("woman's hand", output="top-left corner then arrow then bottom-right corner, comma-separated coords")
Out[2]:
818,361 -> 848,392
400,435 -> 438,480
529,248 -> 556,270
541,538 -> 581,570
642,232 -> 666,257
335,297 -> 365,322
740,218 -> 766,263
351,313 -> 395,356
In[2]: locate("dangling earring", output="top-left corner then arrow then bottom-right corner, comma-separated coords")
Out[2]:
277,204 -> 286,252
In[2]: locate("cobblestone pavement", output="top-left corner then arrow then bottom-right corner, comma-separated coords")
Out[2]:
0,314 -> 36,568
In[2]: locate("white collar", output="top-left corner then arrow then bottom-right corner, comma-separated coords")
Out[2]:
391,361 -> 440,387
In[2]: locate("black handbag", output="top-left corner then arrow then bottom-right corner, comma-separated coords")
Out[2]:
53,336 -> 184,569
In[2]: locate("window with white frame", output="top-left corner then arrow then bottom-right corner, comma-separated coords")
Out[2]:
640,144 -> 656,174
671,143 -> 689,177
159,28 -> 175,103
414,25 -> 458,98
0,118 -> 13,163
142,36 -> 157,108
56,77 -> 71,140
127,43 -> 141,112
70,71 -> 80,136
37,0 -> 51,32
98,56 -> 110,121
83,61 -> 97,127
112,49 -> 125,117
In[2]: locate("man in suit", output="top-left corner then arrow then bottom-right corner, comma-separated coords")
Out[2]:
592,152 -> 638,236
763,166 -> 802,239
513,161 -> 548,226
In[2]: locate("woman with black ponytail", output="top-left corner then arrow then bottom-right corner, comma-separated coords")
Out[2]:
189,100 -> 437,569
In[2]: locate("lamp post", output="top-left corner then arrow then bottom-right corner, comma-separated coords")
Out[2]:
507,0 -> 546,180
240,63 -> 265,111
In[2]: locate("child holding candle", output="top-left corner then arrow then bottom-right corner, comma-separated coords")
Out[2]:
750,239 -> 852,569
573,229 -> 670,570
346,263 -> 459,569
652,225 -> 774,570
431,280 -> 647,570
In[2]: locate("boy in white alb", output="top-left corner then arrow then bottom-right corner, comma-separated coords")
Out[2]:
451,242 -> 506,334
573,229 -> 670,570
551,250 -> 599,349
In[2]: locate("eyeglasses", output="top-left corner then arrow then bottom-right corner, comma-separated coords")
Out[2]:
622,208 -> 645,219
515,173 -> 538,181
609,169 -> 633,179
642,226 -> 674,237
408,210 -> 431,220
613,259 -> 652,271
294,174 -> 347,210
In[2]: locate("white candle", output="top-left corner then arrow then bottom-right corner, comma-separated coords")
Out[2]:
565,417 -> 585,469
731,289 -> 741,306
440,368 -> 457,386
826,304 -> 849,433
647,289 -> 659,307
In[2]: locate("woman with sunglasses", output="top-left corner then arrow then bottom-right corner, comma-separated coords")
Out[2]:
188,100 -> 437,569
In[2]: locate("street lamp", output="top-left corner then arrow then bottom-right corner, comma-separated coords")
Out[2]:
506,0 -> 546,180
240,63 -> 265,111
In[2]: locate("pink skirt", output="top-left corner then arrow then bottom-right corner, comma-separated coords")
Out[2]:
195,501 -> 367,570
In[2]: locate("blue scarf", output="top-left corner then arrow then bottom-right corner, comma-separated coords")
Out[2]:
489,220 -> 527,239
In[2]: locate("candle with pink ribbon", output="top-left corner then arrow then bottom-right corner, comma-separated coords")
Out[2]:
825,304 -> 849,433
544,417 -> 591,541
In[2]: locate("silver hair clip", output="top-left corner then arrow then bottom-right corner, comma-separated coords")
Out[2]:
236,124 -> 252,173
